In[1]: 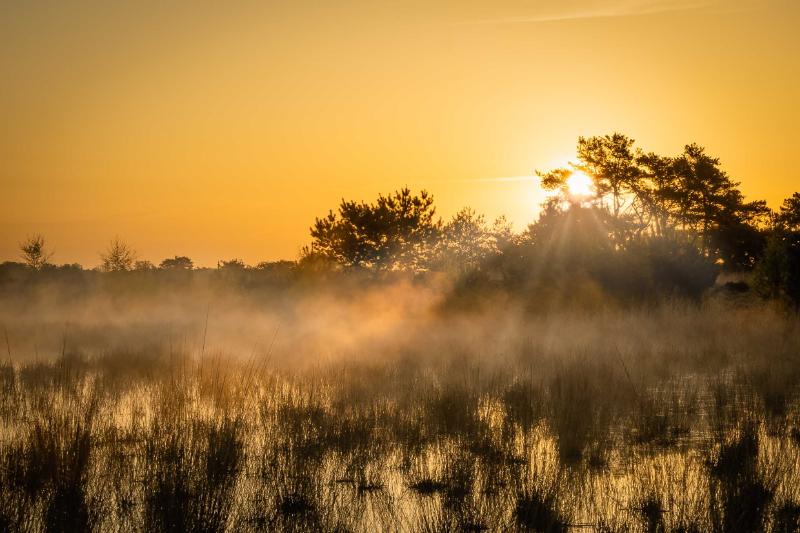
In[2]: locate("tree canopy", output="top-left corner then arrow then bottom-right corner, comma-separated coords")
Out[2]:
537,134 -> 770,270
101,238 -> 136,272
306,188 -> 440,271
19,234 -> 53,270
160,256 -> 194,270
296,133 -> 794,307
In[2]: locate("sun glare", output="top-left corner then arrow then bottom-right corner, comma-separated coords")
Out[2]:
566,171 -> 594,198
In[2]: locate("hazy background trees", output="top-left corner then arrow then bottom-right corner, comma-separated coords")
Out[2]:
434,208 -> 512,276
753,193 -> 800,309
101,238 -> 136,272
160,256 -> 194,270
19,234 -> 53,270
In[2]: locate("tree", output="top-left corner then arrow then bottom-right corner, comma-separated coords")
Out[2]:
538,136 -> 768,266
754,193 -> 800,309
537,133 -> 645,243
537,167 -> 573,196
255,260 -> 296,271
217,258 -> 248,284
101,238 -> 136,272
490,215 -> 515,251
134,260 -> 156,271
217,258 -> 247,270
775,192 -> 800,231
160,256 -> 194,270
671,144 -> 769,268
574,133 -> 643,219
19,234 -> 53,270
307,188 -> 440,271
636,151 -> 682,238
527,200 -> 616,263
436,208 -> 494,275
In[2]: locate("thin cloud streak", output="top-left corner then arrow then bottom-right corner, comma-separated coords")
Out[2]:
417,176 -> 538,185
462,176 -> 539,183
460,0 -> 718,25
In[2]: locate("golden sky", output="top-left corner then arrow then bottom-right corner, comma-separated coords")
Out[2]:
2,0 -> 798,267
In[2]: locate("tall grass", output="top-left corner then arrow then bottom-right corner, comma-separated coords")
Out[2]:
0,304 -> 798,531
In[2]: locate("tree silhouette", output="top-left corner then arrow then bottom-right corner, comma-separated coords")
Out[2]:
19,234 -> 53,270
538,167 -> 573,195
575,133 -> 642,219
134,260 -> 156,271
101,238 -> 136,272
775,192 -> 800,231
218,259 -> 247,270
636,151 -> 683,239
538,135 -> 769,269
307,188 -> 440,271
671,144 -> 769,267
160,256 -> 194,270
538,133 -> 646,243
435,208 -> 503,275
754,193 -> 800,308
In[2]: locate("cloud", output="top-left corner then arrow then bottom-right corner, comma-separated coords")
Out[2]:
416,176 -> 539,185
460,176 -> 538,183
461,0 -> 719,24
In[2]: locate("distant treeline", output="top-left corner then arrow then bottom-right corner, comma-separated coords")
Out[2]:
4,133 -> 800,309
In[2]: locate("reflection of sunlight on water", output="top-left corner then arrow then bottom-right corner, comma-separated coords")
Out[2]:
5,365 -> 800,531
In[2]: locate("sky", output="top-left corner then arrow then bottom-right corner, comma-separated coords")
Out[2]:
2,0 -> 798,267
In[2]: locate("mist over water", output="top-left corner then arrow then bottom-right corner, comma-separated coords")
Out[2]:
1,269 -> 799,531
1,270 -> 792,373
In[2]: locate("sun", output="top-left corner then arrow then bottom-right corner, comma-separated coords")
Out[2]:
566,170 -> 594,198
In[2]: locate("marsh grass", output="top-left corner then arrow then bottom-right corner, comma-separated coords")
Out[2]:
0,305 -> 799,531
